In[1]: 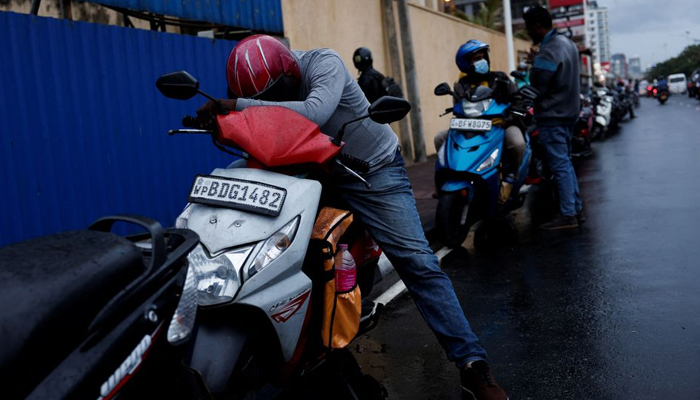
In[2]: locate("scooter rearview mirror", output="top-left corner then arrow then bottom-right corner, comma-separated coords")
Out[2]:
368,96 -> 411,125
156,71 -> 200,100
434,82 -> 453,97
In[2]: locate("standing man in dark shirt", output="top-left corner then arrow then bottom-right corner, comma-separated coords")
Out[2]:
525,6 -> 584,230
353,47 -> 386,104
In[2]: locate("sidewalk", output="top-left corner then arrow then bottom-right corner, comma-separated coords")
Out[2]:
405,155 -> 438,236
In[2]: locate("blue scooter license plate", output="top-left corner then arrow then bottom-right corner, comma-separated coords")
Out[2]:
450,118 -> 492,132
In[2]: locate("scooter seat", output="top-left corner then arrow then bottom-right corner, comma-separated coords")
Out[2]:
0,230 -> 144,393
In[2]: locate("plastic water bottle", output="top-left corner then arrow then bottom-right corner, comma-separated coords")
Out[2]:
335,244 -> 357,292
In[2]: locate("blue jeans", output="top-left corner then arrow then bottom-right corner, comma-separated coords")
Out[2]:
334,150 -> 487,367
538,125 -> 583,216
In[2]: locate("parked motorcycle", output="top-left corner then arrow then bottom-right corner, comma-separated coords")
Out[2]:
609,90 -> 628,128
590,87 -> 614,140
0,215 -> 200,400
432,79 -> 538,248
572,94 -> 594,158
156,71 -> 410,398
615,85 -> 636,120
629,87 -> 640,108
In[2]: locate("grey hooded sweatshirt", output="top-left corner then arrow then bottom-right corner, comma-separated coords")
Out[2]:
235,48 -> 399,172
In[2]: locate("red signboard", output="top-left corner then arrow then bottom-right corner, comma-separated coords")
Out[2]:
549,0 -> 584,7
554,18 -> 585,28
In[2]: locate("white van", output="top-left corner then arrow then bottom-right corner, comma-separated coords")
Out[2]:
668,73 -> 687,95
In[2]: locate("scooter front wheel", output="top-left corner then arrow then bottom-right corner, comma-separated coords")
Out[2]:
436,192 -> 471,248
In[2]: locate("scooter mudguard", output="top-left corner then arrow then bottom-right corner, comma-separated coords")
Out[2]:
595,115 -> 607,127
187,321 -> 249,393
441,180 -> 475,197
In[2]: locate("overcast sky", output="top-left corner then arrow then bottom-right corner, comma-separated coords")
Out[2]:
595,0 -> 700,69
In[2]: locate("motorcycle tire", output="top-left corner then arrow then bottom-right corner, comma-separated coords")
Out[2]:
436,192 -> 471,248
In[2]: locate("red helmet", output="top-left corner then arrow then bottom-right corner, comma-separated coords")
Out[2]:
226,35 -> 301,99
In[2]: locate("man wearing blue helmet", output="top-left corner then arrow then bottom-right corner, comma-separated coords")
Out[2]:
452,39 -> 526,203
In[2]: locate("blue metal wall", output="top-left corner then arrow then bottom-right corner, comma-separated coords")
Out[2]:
0,11 -> 239,245
78,0 -> 284,33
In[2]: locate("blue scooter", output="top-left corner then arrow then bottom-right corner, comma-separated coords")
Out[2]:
433,81 -> 538,248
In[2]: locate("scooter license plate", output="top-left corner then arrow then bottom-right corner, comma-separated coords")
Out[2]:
188,175 -> 287,217
450,118 -> 492,132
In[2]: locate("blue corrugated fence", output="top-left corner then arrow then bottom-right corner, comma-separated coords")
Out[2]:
0,11 -> 239,245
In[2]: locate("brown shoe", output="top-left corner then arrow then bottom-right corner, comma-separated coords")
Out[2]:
539,215 -> 579,230
460,361 -> 509,400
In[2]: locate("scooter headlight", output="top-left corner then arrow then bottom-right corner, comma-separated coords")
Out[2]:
461,98 -> 493,117
188,244 -> 254,306
476,148 -> 500,172
247,216 -> 300,279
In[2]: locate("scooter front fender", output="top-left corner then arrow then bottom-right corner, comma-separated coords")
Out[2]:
187,322 -> 249,393
595,115 -> 608,127
441,180 -> 475,200
186,305 -> 284,394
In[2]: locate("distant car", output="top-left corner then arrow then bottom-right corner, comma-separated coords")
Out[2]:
638,79 -> 649,96
667,73 -> 687,95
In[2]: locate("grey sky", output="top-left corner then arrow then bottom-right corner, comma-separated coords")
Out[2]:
595,0 -> 700,69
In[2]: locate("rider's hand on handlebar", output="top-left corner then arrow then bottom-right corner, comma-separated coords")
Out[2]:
197,99 -> 237,126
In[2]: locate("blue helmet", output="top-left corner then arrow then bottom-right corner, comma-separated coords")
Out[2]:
456,39 -> 490,73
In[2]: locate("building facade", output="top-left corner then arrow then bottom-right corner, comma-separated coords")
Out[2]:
585,1 -> 611,65
628,56 -> 642,78
611,53 -> 628,79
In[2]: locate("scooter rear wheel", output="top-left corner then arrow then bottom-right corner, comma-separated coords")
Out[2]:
436,192 -> 471,248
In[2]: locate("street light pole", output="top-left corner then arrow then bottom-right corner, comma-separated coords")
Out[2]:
503,0 -> 515,73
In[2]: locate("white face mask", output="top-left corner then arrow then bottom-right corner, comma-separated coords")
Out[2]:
473,59 -> 489,75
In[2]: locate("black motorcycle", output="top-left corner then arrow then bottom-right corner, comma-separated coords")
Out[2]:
0,215 -> 200,400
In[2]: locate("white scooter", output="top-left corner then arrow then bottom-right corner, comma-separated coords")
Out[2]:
592,88 -> 613,140
156,71 -> 410,398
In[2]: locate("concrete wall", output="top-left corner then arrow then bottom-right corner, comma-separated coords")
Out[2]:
281,0 -> 531,157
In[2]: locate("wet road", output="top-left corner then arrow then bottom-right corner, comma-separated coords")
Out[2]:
351,96 -> 700,399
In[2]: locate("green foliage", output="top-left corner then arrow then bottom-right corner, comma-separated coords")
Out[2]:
647,44 -> 700,79
450,0 -> 504,32
470,0 -> 503,31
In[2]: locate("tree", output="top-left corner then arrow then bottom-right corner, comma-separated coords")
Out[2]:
647,44 -> 700,79
449,0 -> 504,32
469,0 -> 503,31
